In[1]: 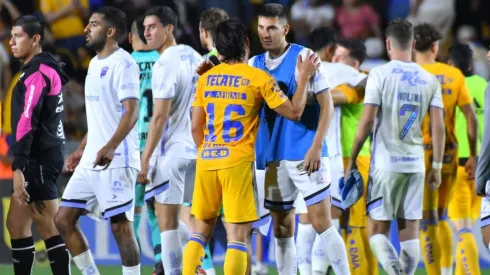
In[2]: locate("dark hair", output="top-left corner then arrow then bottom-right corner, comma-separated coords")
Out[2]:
200,8 -> 229,33
131,17 -> 146,44
309,27 -> 337,52
145,6 -> 178,29
257,3 -> 288,23
337,38 -> 367,64
94,6 -> 127,42
414,23 -> 442,52
449,43 -> 473,76
214,19 -> 248,62
13,15 -> 44,44
385,19 -> 413,50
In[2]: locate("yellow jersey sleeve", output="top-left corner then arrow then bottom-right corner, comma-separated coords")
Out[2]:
336,84 -> 361,104
259,76 -> 287,109
457,78 -> 473,107
192,76 -> 205,107
40,0 -> 53,13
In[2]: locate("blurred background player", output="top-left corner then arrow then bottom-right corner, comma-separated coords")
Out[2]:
197,8 -> 229,274
251,4 -> 349,274
346,18 -> 445,275
8,15 -> 70,275
331,38 -> 378,275
447,43 -> 484,275
55,7 -> 141,275
129,17 -> 163,275
139,6 -> 203,274
414,23 -> 478,275
183,18 -> 318,274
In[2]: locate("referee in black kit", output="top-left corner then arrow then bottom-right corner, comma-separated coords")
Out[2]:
8,15 -> 70,275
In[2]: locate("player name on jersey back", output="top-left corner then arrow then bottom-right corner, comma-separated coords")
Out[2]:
80,49 -> 141,171
365,60 -> 443,173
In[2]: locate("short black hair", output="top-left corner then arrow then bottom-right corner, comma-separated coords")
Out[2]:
200,8 -> 229,33
13,15 -> 44,44
145,6 -> 178,29
257,3 -> 288,23
386,19 -> 413,50
214,19 -> 248,63
94,6 -> 127,42
449,43 -> 473,76
309,27 -> 337,52
414,23 -> 442,52
131,17 -> 146,44
337,39 -> 367,64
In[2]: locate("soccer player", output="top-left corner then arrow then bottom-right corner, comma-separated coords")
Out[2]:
331,39 -> 378,275
138,6 -> 203,273
414,23 -> 478,275
128,18 -> 163,275
345,19 -> 445,275
183,18 -> 319,274
251,4 -> 349,274
447,44 -> 485,275
8,15 -> 70,275
55,7 -> 141,275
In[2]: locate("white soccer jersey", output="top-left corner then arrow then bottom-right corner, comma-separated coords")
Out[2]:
248,46 -> 330,95
80,49 -> 141,171
152,45 -> 203,159
364,60 -> 443,173
322,62 -> 367,157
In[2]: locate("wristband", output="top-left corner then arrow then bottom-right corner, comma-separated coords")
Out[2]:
432,162 -> 443,169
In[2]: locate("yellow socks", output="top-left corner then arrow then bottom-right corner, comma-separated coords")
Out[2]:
183,234 -> 206,275
420,221 -> 441,275
224,242 -> 248,274
438,218 -> 454,275
346,227 -> 370,275
455,228 -> 480,275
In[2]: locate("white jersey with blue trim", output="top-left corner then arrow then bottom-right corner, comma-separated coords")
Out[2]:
80,49 -> 141,171
364,60 -> 443,173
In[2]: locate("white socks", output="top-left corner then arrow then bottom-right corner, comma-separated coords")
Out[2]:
178,220 -> 191,246
297,223 -> 316,275
318,225 -> 350,275
312,234 -> 330,274
73,250 -> 100,275
399,239 -> 419,275
275,237 -> 297,274
370,234 -> 404,275
161,230 -> 183,274
122,264 -> 140,275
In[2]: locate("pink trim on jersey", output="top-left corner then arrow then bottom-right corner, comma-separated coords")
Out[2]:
16,71 -> 46,141
39,64 -> 62,96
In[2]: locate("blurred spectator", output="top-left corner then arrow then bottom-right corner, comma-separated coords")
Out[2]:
386,0 -> 410,22
40,0 -> 89,53
359,37 -> 387,72
457,24 -> 490,80
336,0 -> 381,39
0,133 -> 12,179
290,0 -> 335,44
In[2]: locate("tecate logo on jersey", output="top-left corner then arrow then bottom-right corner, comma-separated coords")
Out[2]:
24,85 -> 36,118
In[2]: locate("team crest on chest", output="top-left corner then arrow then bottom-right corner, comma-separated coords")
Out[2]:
100,66 -> 109,78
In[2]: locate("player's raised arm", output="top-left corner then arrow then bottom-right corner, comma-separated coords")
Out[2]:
269,51 -> 319,121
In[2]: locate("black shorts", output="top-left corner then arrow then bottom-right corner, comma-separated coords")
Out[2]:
15,146 -> 64,202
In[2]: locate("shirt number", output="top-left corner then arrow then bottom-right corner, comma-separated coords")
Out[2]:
399,104 -> 419,140
205,103 -> 245,142
143,89 -> 153,122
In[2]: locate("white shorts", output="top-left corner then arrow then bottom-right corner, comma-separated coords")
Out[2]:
367,167 -> 424,221
481,196 -> 490,228
144,156 -> 196,205
60,167 -> 137,221
329,155 -> 344,210
294,196 -> 308,214
264,157 -> 331,211
252,168 -> 272,236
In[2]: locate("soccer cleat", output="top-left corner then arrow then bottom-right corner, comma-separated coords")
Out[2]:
153,262 -> 164,275
251,262 -> 268,275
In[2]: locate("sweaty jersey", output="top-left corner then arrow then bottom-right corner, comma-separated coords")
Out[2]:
365,60 -> 443,173
455,74 -> 487,158
193,63 -> 288,170
420,62 -> 472,171
10,52 -> 69,170
152,45 -> 203,159
80,49 -> 141,171
250,44 -> 330,167
131,50 -> 159,152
